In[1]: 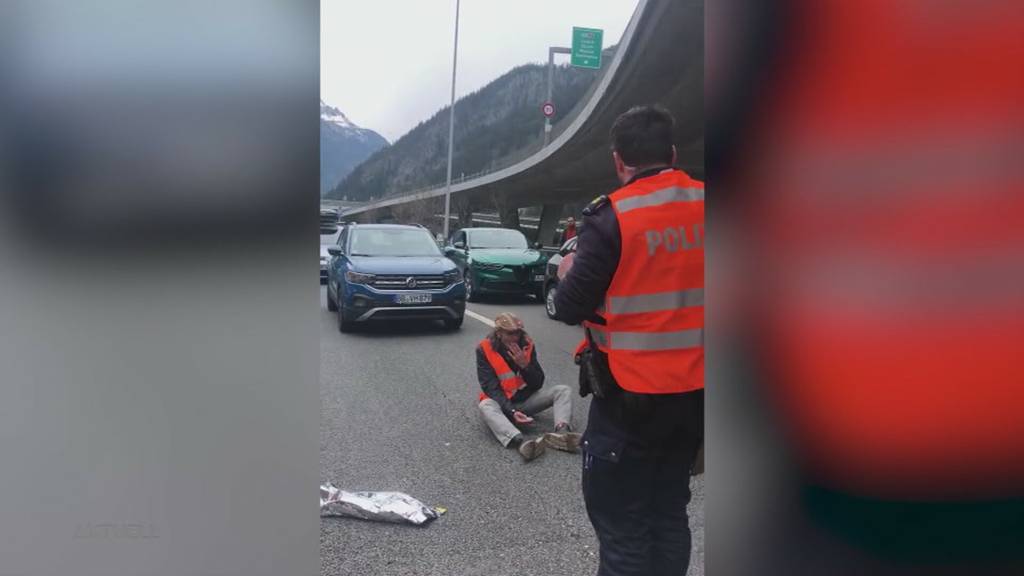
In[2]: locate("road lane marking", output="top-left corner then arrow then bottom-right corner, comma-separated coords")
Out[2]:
465,309 -> 495,327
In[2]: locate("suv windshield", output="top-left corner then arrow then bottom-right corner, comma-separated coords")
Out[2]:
350,228 -> 441,257
469,229 -> 528,249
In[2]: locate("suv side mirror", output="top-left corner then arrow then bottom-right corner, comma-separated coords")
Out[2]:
326,246 -> 342,257
453,240 -> 466,250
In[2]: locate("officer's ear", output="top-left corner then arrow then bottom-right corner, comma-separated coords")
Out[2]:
612,151 -> 628,183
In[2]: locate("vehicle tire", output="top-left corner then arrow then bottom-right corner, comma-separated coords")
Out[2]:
444,315 -> 464,330
336,286 -> 355,333
464,270 -> 480,302
545,282 -> 558,319
326,285 -> 337,312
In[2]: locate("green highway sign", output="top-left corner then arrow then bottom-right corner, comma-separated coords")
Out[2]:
571,27 -> 603,69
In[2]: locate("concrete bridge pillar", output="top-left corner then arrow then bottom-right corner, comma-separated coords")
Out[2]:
498,203 -> 521,231
535,203 -> 564,247
455,201 -> 473,231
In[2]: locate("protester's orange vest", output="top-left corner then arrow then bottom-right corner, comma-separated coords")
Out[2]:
581,169 -> 705,394
478,338 -> 535,402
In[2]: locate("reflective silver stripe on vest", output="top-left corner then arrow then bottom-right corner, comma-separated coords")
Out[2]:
497,371 -> 516,381
608,288 -> 704,315
615,186 -> 704,214
611,328 -> 704,351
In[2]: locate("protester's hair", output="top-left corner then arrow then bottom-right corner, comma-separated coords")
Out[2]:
488,326 -> 530,348
609,105 -> 675,167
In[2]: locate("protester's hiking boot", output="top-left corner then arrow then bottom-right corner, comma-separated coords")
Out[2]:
544,431 -> 583,453
516,437 -> 547,462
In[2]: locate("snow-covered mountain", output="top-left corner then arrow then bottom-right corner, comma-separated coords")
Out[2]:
321,100 -> 358,130
320,100 -> 388,196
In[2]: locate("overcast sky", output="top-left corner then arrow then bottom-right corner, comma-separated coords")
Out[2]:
321,0 -> 639,142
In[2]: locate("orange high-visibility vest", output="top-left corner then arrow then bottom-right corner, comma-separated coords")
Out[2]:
582,169 -> 704,394
478,338 -> 535,402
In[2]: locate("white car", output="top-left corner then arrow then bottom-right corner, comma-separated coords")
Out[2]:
320,226 -> 341,283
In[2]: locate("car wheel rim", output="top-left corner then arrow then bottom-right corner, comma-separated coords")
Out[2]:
546,286 -> 557,316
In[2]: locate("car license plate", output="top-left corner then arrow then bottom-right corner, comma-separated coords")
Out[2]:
533,274 -> 545,282
395,293 -> 431,304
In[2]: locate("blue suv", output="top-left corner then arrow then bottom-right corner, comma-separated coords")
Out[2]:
326,223 -> 466,332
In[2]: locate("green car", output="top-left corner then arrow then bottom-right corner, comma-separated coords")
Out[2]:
445,227 -> 548,302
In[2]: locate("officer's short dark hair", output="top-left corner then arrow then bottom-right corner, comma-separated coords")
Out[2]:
609,106 -> 675,167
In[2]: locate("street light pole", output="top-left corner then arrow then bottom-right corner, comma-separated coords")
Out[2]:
544,46 -> 571,147
443,0 -> 461,241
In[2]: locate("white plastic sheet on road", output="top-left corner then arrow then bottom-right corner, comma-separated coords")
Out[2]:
319,482 -> 447,526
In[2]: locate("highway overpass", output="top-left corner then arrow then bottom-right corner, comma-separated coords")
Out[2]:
344,0 -> 703,242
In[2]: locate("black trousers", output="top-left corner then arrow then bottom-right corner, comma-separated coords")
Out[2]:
581,389 -> 703,576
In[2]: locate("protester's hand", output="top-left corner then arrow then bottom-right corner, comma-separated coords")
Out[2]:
508,343 -> 530,369
513,411 -> 534,424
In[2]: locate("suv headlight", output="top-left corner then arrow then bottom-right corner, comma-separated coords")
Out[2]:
443,269 -> 461,285
345,271 -> 376,285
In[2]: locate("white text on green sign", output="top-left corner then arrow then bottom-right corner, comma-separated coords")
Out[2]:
571,27 -> 604,70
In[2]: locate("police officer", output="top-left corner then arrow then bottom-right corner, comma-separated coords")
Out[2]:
554,105 -> 704,576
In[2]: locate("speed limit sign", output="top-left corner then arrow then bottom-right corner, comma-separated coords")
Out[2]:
542,101 -> 555,117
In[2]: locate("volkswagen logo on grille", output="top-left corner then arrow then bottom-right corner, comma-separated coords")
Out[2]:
405,276 -> 417,288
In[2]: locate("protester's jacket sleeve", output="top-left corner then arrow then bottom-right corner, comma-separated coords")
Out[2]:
477,346 -> 515,416
553,200 -> 621,325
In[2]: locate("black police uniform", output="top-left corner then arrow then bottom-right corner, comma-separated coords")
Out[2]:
554,166 -> 704,576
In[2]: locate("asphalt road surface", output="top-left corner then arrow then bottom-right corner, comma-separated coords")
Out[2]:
321,288 -> 704,576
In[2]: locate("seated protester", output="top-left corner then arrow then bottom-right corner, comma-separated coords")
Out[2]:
476,312 -> 582,462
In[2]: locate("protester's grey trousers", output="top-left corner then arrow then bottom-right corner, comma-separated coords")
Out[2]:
478,384 -> 573,446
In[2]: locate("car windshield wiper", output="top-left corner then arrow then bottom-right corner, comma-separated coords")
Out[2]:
350,253 -> 373,257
